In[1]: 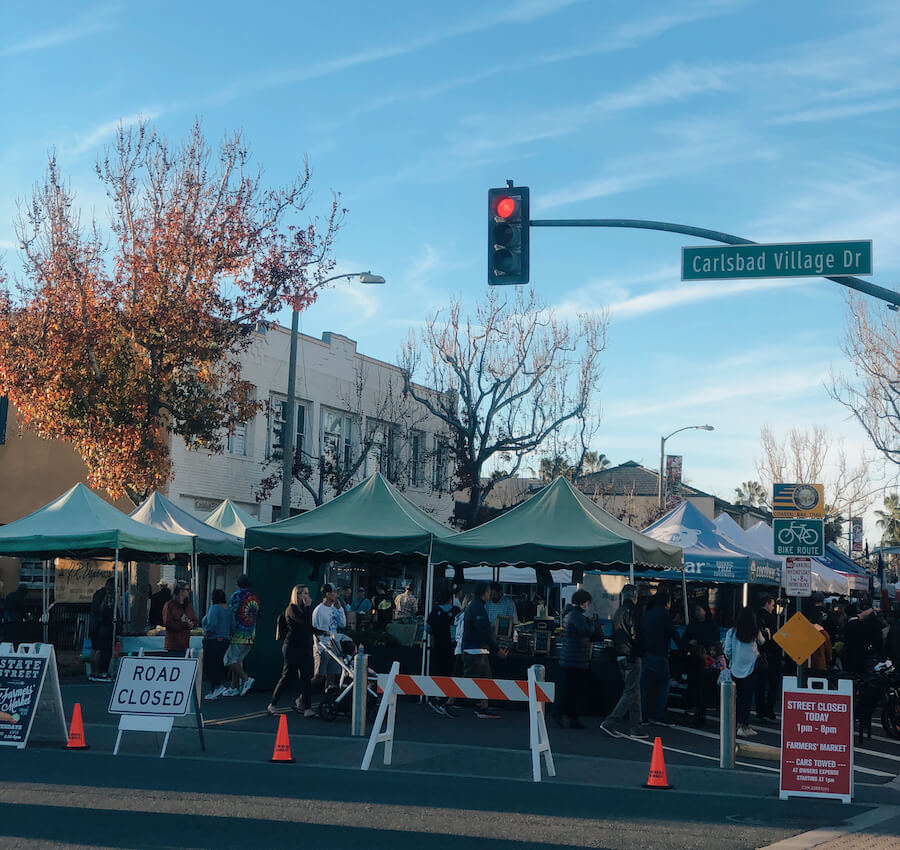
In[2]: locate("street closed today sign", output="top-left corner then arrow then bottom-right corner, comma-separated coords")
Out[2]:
109,657 -> 198,716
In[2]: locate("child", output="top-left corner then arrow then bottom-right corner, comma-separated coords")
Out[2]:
708,642 -> 727,671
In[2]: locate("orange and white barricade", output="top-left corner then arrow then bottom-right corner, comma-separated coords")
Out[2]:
361,662 -> 556,782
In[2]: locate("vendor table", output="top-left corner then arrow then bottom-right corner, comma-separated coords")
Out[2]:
119,635 -> 204,655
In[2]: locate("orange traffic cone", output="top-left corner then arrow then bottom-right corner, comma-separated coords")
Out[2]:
64,703 -> 89,750
642,736 -> 672,789
269,713 -> 295,763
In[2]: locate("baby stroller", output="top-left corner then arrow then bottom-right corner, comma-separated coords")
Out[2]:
315,634 -> 381,722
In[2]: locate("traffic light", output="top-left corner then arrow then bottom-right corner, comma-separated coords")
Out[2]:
488,185 -> 529,285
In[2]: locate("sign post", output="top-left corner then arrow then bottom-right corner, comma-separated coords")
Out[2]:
780,676 -> 853,803
109,655 -> 199,758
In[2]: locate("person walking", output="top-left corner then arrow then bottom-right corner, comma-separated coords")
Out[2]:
601,584 -> 648,738
682,604 -> 720,726
268,584 -> 318,717
444,592 -> 473,716
425,586 -> 460,716
462,582 -> 508,719
557,589 -> 603,729
724,606 -> 761,737
755,595 -> 781,722
639,590 -> 680,725
222,574 -> 260,697
312,583 -> 347,691
201,588 -> 232,700
162,581 -> 198,654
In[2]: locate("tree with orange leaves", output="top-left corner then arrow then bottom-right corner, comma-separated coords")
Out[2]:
0,121 -> 343,503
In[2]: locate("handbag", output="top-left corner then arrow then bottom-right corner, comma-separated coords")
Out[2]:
80,636 -> 93,661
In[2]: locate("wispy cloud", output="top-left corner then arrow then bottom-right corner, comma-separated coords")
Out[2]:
1,6 -> 117,56
63,110 -> 161,157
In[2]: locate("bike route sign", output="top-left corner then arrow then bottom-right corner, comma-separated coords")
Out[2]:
773,518 -> 824,557
682,240 -> 871,281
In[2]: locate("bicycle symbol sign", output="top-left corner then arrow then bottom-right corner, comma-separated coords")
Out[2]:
773,518 -> 824,556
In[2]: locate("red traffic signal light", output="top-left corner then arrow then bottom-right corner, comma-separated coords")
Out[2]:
488,186 -> 529,285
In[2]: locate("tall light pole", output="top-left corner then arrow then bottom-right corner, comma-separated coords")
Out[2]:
279,271 -> 386,519
658,424 -> 715,513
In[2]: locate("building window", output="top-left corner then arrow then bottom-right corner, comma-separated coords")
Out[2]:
267,394 -> 305,460
410,431 -> 423,487
322,409 -> 355,474
433,440 -> 448,490
226,421 -> 248,456
366,419 -> 398,481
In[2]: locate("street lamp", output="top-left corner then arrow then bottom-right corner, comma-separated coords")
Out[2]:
279,271 -> 386,518
658,424 -> 715,512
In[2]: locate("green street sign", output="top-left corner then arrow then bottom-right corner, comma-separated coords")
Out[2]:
682,240 -> 872,281
773,518 -> 824,557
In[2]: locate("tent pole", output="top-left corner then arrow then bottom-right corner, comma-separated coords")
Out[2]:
421,538 -> 435,677
242,549 -> 248,575
629,564 -> 634,585
681,567 -> 689,623
42,559 -> 49,643
112,548 -> 120,657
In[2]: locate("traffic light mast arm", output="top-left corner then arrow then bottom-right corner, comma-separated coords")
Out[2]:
529,217 -> 900,309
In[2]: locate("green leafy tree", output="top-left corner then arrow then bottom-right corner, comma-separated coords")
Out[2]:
875,493 -> 900,546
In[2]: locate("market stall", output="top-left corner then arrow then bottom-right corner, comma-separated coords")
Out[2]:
0,483 -> 193,649
431,477 -> 684,713
243,472 -> 456,687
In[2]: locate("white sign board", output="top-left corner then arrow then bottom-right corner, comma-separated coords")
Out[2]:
784,557 -> 813,598
109,657 -> 198,716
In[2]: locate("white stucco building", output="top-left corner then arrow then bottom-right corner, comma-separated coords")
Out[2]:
167,325 -> 455,525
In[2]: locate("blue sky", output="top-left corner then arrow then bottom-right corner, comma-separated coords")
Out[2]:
1,0 -> 898,542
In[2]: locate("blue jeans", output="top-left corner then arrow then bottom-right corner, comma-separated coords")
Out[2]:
641,655 -> 670,722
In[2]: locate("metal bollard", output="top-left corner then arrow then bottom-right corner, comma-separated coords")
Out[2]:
351,649 -> 368,737
719,678 -> 735,769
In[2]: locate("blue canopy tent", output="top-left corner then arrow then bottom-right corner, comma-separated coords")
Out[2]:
642,502 -> 782,586
817,543 -> 871,593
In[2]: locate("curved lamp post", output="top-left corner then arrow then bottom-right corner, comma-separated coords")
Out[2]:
658,424 -> 715,513
279,272 -> 386,517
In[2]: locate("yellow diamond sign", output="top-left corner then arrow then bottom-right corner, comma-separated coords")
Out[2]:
774,611 -> 825,665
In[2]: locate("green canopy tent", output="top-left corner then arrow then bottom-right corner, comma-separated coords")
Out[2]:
244,472 -> 456,682
203,499 -> 262,538
431,476 -> 683,573
130,492 -> 245,608
0,483 -> 193,645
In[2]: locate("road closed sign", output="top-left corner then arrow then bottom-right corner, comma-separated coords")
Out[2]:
109,657 -> 198,716
780,676 -> 853,803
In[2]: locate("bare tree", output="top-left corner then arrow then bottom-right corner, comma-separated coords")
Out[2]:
256,362 -> 438,509
400,286 -> 607,529
830,295 -> 900,468
756,424 -> 872,530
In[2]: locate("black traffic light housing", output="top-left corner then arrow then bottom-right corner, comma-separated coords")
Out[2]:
488,184 -> 529,285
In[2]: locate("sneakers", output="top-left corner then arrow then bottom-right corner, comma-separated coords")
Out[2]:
599,719 -> 620,738
474,709 -> 501,719
239,677 -> 255,696
426,699 -> 447,716
629,727 -> 650,739
736,725 -> 757,737
220,687 -> 240,697
303,708 -> 317,718
267,704 -> 277,716
204,684 -> 228,701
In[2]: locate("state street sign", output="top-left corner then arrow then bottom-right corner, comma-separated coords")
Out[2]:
682,240 -> 872,281
774,518 -> 824,557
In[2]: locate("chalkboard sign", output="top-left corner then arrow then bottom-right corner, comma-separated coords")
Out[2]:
0,643 -> 67,749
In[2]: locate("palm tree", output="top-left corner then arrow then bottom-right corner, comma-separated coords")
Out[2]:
583,450 -> 611,474
875,493 -> 900,546
734,480 -> 768,507
536,454 -> 575,482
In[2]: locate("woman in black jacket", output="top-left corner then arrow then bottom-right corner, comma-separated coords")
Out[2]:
558,589 -> 604,729
268,585 -> 320,717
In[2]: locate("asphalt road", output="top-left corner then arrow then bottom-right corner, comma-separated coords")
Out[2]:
2,680 -> 898,849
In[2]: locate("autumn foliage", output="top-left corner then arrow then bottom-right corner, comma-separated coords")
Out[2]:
0,121 -> 343,502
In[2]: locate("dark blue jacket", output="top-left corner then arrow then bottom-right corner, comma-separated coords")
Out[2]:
461,597 -> 497,653
559,604 -> 603,669
641,604 -> 680,659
